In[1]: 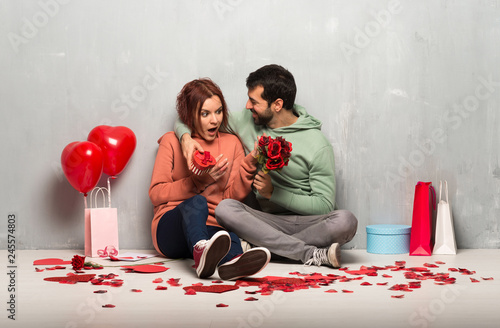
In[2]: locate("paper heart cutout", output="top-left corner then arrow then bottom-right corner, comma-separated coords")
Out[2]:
121,265 -> 168,273
61,141 -> 103,195
44,274 -> 96,283
33,258 -> 72,266
182,285 -> 239,294
88,125 -> 136,177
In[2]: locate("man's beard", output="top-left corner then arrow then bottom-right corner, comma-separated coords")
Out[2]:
253,107 -> 273,126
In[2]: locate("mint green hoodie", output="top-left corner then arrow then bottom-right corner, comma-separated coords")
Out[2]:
175,105 -> 336,216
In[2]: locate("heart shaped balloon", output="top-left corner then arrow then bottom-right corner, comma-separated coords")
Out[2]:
87,125 -> 136,177
61,141 -> 103,196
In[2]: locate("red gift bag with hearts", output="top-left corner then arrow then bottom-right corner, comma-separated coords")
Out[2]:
85,188 -> 119,258
409,181 -> 436,256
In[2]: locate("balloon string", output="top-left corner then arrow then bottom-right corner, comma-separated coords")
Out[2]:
84,194 -> 88,209
107,177 -> 112,208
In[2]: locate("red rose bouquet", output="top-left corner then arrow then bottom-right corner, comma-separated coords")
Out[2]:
255,135 -> 292,174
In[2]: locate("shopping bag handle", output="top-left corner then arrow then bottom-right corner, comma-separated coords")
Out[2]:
88,187 -> 110,209
439,180 -> 449,204
430,185 -> 437,210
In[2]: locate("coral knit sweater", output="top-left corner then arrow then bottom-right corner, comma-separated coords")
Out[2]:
149,131 -> 257,255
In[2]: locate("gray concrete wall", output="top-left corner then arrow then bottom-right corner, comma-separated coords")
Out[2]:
1,0 -> 499,250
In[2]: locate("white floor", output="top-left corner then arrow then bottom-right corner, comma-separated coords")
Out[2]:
1,249 -> 499,328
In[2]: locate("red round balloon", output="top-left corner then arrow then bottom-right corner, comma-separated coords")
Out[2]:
61,141 -> 103,195
87,125 -> 136,177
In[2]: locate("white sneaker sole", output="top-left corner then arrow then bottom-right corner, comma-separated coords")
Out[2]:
327,243 -> 341,268
196,231 -> 231,279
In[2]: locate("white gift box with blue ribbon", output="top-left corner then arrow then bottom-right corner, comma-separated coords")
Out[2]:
366,224 -> 411,254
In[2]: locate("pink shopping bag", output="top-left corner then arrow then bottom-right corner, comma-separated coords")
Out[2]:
409,181 -> 436,256
84,188 -> 119,258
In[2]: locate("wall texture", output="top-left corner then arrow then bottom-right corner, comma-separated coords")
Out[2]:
1,0 -> 499,250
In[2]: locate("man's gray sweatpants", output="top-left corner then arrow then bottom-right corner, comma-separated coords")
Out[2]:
215,199 -> 358,263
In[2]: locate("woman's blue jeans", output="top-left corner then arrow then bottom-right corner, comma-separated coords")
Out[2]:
156,195 -> 242,265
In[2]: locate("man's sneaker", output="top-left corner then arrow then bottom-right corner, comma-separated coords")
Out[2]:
304,243 -> 341,268
193,231 -> 231,279
218,247 -> 271,281
240,239 -> 252,252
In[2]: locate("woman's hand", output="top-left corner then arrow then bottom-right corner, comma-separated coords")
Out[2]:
208,154 -> 228,181
253,171 -> 273,199
181,134 -> 204,166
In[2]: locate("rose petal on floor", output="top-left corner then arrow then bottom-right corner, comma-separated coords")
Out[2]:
245,297 -> 258,301
184,288 -> 196,295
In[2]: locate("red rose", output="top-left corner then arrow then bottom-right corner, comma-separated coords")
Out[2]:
267,140 -> 282,159
71,255 -> 86,271
258,135 -> 271,149
266,157 -> 285,171
280,140 -> 292,159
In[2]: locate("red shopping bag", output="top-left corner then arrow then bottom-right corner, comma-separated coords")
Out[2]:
85,188 -> 119,258
409,181 -> 436,256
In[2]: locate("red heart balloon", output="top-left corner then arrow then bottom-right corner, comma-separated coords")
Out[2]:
87,125 -> 136,177
61,141 -> 103,196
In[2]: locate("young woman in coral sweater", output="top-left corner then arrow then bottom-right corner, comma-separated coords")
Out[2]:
149,78 -> 270,280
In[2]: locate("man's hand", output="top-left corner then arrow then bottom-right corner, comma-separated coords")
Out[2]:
181,133 -> 204,165
253,171 -> 273,199
208,154 -> 228,181
249,140 -> 259,159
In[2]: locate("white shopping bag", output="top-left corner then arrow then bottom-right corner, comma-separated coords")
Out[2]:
433,180 -> 457,254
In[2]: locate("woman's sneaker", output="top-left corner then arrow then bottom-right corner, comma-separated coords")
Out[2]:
193,231 -> 231,279
218,247 -> 271,281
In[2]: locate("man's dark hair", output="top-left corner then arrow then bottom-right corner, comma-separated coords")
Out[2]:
246,64 -> 297,110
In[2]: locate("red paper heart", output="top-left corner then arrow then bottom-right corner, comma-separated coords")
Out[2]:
44,274 -> 96,283
345,269 -> 377,276
122,265 -> 168,273
33,258 -> 72,266
88,125 -> 136,177
182,285 -> 239,294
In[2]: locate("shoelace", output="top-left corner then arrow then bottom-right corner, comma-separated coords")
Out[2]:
194,240 -> 208,251
304,248 -> 328,267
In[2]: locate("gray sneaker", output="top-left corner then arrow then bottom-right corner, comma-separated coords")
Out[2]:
304,243 -> 341,268
240,239 -> 252,252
